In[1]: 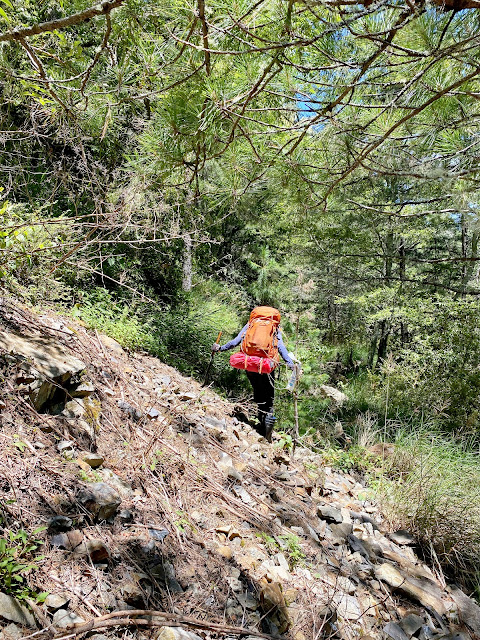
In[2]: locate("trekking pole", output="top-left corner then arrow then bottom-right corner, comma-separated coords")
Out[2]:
202,331 -> 222,386
292,314 -> 300,457
293,364 -> 300,457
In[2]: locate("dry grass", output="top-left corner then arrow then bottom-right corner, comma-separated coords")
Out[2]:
376,431 -> 480,592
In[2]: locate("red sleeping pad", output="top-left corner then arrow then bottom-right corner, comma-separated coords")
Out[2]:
229,351 -> 277,374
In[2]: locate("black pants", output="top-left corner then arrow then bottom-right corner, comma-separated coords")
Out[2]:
246,371 -> 274,435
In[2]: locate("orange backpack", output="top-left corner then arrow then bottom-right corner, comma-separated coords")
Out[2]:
241,306 -> 281,364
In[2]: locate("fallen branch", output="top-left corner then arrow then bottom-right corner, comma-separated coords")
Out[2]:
49,609 -> 278,639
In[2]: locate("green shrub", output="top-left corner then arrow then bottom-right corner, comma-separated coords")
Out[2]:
0,527 -> 47,601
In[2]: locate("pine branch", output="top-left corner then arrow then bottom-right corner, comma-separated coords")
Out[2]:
0,0 -> 125,43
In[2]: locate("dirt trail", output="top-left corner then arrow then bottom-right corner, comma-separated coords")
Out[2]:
0,300 -> 479,640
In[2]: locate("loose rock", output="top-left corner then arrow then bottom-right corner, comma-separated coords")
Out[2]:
100,469 -> 133,498
319,384 -> 347,407
449,585 -> 480,635
318,505 -> 343,524
0,592 -> 36,628
375,563 -> 446,615
332,593 -> 362,620
1,623 -> 24,639
77,482 -> 121,520
384,622 -> 410,640
399,613 -> 425,637
389,530 -> 416,546
155,627 -> 203,640
48,515 -> 73,532
71,380 -> 95,397
52,609 -> 86,629
45,593 -> 70,612
79,452 -> 104,468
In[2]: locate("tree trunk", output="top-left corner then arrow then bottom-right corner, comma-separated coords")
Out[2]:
385,231 -> 394,282
399,237 -> 408,346
182,233 -> 193,292
376,320 -> 389,369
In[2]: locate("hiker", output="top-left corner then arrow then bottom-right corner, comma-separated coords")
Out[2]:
212,306 -> 297,441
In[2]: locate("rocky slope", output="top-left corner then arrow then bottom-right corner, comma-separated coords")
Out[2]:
0,299 -> 479,640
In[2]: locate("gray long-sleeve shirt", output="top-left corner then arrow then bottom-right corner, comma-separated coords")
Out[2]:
220,323 -> 294,367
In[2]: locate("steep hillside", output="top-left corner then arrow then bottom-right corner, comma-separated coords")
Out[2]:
0,299 -> 479,640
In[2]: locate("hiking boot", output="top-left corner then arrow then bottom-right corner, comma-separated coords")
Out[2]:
264,413 -> 276,443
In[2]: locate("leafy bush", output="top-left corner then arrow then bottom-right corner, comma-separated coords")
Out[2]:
0,527 -> 46,601
68,282 -> 249,392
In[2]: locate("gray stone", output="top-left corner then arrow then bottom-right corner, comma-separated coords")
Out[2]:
150,562 -> 183,593
374,563 -> 446,615
227,467 -> 243,482
117,401 -> 142,421
48,515 -> 73,532
318,505 -> 343,524
1,623 -> 24,639
155,627 -> 203,640
204,415 -> 225,429
58,440 -> 75,457
232,485 -> 253,504
347,534 -> 376,562
52,609 -> 85,629
53,533 -> 109,564
80,452 -> 104,468
77,419 -> 95,440
149,528 -> 169,542
177,391 -> 197,402
45,593 -> 70,611
121,581 -> 146,607
389,530 -> 416,546
418,625 -> 435,640
337,576 -> 357,594
330,522 -> 353,541
274,553 -> 290,571
332,593 -> 361,620
51,530 -> 84,551
71,380 -> 95,397
319,385 -> 347,407
62,399 -> 85,419
0,330 -> 85,410
77,482 -> 121,520
98,334 -> 124,355
147,407 -> 161,419
100,469 -> 133,498
399,613 -> 424,637
324,481 -> 341,492
450,585 -> 480,635
0,592 -> 36,628
119,509 -> 134,523
216,452 -> 233,471
384,622 -> 410,640
349,510 -> 380,530
235,591 -> 258,610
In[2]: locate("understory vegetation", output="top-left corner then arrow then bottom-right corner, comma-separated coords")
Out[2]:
1,0 -> 480,597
